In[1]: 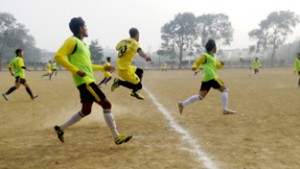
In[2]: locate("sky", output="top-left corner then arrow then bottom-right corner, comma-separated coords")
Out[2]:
0,0 -> 300,53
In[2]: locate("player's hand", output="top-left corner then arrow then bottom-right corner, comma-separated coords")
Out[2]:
220,61 -> 225,65
76,70 -> 86,77
104,66 -> 115,72
145,56 -> 152,62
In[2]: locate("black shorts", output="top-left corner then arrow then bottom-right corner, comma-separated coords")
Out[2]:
200,79 -> 224,91
298,71 -> 300,76
77,82 -> 106,103
254,69 -> 259,73
15,76 -> 26,84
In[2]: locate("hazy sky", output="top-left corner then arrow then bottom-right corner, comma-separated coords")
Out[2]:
1,0 -> 299,52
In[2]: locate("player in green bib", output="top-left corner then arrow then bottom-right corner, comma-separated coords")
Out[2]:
2,49 -> 38,101
293,53 -> 300,87
51,61 -> 58,76
249,57 -> 262,77
178,39 -> 236,115
53,17 -> 132,145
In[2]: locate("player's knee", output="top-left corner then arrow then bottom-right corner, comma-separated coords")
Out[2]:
101,99 -> 112,109
81,109 -> 92,116
135,68 -> 144,77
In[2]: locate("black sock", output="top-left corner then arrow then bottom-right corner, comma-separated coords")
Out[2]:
6,86 -> 17,95
25,87 -> 34,98
119,80 -> 135,89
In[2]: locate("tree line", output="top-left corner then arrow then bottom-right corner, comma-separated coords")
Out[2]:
0,10 -> 299,70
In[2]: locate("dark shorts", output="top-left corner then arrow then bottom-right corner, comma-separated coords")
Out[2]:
77,82 -> 106,103
298,71 -> 300,76
52,69 -> 57,71
254,69 -> 259,73
200,79 -> 224,91
15,76 -> 26,84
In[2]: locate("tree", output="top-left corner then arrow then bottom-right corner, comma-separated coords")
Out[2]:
0,12 -> 39,70
160,12 -> 198,68
89,39 -> 103,64
196,13 -> 234,50
249,10 -> 299,66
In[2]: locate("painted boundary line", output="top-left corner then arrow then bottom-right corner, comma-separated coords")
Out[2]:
144,87 -> 218,169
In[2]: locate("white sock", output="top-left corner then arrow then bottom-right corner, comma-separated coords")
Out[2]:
182,95 -> 202,107
221,89 -> 229,112
103,109 -> 119,138
61,111 -> 83,131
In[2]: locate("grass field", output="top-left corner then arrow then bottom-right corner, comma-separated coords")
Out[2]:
0,68 -> 299,169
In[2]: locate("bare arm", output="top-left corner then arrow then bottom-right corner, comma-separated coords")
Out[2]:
137,48 -> 152,62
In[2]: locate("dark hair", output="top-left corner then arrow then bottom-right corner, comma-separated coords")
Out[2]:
298,53 -> 300,56
69,17 -> 85,35
15,49 -> 22,55
129,28 -> 139,38
205,39 -> 216,52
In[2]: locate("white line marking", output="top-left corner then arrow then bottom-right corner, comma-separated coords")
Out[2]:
144,87 -> 218,169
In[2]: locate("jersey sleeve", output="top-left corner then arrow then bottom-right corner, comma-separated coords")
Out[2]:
192,55 -> 206,69
216,62 -> 223,69
19,58 -> 25,68
54,37 -> 79,74
7,61 -> 12,69
92,64 -> 105,72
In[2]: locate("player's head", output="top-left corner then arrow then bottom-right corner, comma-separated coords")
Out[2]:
205,39 -> 216,53
15,49 -> 23,56
129,27 -> 139,41
106,57 -> 111,62
69,17 -> 88,37
255,57 -> 258,61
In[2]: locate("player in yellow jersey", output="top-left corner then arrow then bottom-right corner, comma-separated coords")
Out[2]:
162,62 -> 167,72
293,53 -> 300,87
111,28 -> 152,100
249,57 -> 262,77
98,57 -> 112,86
53,17 -> 132,145
2,49 -> 38,101
51,61 -> 58,76
178,39 -> 236,115
41,60 -> 52,80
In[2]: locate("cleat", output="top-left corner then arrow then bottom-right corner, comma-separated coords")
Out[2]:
130,91 -> 144,100
2,94 -> 8,101
178,102 -> 184,114
111,78 -> 120,92
31,95 -> 38,100
54,126 -> 64,142
223,109 -> 236,115
114,135 -> 132,145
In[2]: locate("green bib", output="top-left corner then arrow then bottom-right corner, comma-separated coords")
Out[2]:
201,53 -> 219,82
67,37 -> 95,86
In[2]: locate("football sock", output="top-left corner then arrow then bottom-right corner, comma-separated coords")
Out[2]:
221,89 -> 229,111
99,78 -> 106,85
61,111 -> 83,131
104,77 -> 112,84
25,87 -> 34,98
103,109 -> 119,138
6,86 -> 16,95
182,94 -> 203,107
118,80 -> 135,89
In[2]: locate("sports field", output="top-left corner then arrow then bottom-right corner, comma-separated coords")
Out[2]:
0,68 -> 299,169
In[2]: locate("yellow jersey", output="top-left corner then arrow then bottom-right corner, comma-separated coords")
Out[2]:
116,38 -> 140,70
